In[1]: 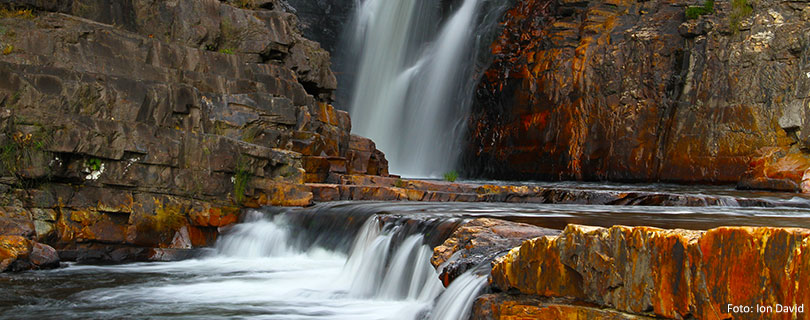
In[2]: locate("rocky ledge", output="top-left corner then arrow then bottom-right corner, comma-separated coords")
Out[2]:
488,224 -> 810,319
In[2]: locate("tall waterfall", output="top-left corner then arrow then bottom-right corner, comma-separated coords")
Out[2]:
347,0 -> 495,177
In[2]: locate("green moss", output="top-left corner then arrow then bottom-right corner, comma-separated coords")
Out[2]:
443,170 -> 459,182
218,48 -> 234,55
730,0 -> 753,33
240,126 -> 262,143
153,201 -> 186,232
394,178 -> 406,188
685,0 -> 714,19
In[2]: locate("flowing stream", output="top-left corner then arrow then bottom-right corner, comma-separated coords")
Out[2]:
0,210 -> 476,320
3,186 -> 810,319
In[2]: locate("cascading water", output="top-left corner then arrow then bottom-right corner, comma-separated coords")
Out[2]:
347,0 -> 508,177
7,195 -> 810,318
212,210 -> 474,320
429,263 -> 490,320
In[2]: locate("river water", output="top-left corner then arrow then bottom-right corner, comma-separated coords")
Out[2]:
2,186 -> 810,319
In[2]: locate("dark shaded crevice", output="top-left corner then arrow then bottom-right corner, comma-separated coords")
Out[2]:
654,45 -> 690,181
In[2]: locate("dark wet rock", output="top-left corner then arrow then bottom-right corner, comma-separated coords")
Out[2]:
29,241 -> 59,269
431,218 -> 558,286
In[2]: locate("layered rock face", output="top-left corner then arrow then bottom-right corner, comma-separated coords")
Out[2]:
465,0 -> 807,185
489,225 -> 810,319
0,0 -> 389,265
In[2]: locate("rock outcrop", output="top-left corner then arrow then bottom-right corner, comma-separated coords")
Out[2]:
490,224 -> 810,319
431,218 -> 558,286
464,0 -> 808,186
0,235 -> 59,271
0,0 -> 390,266
738,147 -> 810,192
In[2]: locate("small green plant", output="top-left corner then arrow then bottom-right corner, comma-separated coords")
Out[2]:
232,157 -> 251,204
85,158 -> 102,171
730,0 -> 753,33
218,48 -> 234,55
685,0 -> 714,19
443,170 -> 459,182
394,178 -> 406,188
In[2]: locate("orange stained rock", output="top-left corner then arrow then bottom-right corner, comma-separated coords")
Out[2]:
0,235 -> 31,271
247,183 -> 313,207
189,206 -> 239,227
498,303 -> 650,320
316,102 -> 339,126
492,225 -> 810,319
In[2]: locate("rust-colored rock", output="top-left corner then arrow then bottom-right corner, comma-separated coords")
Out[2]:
308,183 -> 341,202
188,206 -> 240,228
0,235 -> 59,272
491,225 -> 810,319
347,135 -> 389,176
472,294 -> 654,320
303,156 -> 331,183
57,209 -> 129,244
0,235 -> 31,272
464,0 -> 799,184
247,182 -> 313,207
738,148 -> 810,192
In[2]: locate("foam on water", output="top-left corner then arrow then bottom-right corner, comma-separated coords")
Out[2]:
14,211 -> 478,319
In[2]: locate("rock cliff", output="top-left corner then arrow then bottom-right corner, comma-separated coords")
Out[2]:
0,0 -> 390,267
464,0 -> 810,187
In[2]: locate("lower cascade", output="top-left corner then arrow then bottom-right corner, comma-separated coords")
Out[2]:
0,209 -> 485,319
213,210 -> 478,319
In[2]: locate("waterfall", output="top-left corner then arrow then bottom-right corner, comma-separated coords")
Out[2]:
214,211 -> 293,257
210,210 -> 485,319
429,265 -> 490,320
347,0 -> 490,177
342,225 -> 445,301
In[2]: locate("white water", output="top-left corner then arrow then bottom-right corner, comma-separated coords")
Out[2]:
5,211 -> 491,319
348,0 -> 484,177
429,268 -> 489,320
